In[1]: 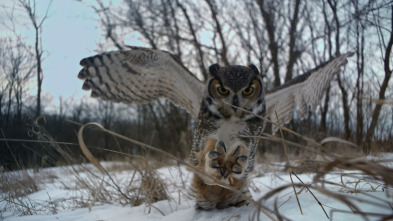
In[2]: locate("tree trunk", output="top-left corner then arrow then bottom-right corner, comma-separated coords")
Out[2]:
337,75 -> 351,139
35,29 -> 42,118
256,0 -> 281,86
320,86 -> 331,132
355,21 -> 365,145
285,0 -> 301,82
365,6 -> 393,153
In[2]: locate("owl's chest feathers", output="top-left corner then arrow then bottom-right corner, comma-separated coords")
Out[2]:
210,117 -> 247,147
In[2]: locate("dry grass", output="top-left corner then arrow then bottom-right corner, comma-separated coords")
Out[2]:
0,170 -> 39,217
63,159 -> 170,211
1,119 -> 392,220
0,167 -> 60,217
1,120 -> 172,218
248,117 -> 393,220
0,169 -> 38,198
252,157 -> 393,220
74,121 -> 393,220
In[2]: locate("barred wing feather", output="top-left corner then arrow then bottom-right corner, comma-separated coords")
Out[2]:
78,47 -> 352,133
78,47 -> 204,118
265,52 -> 354,133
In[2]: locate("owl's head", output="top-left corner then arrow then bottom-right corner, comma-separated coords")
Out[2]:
204,63 -> 265,120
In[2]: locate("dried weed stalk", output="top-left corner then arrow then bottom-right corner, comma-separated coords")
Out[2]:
253,130 -> 393,220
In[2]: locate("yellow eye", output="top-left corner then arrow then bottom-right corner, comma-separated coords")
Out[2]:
242,87 -> 254,96
217,86 -> 229,96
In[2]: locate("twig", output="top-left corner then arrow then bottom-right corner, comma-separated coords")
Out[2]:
274,111 -> 303,215
329,209 -> 393,221
360,97 -> 393,105
0,138 -> 77,145
292,172 -> 329,219
149,204 -> 166,216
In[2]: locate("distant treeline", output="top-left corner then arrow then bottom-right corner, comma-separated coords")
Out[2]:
1,0 -> 393,170
0,100 -> 193,170
1,98 -> 392,170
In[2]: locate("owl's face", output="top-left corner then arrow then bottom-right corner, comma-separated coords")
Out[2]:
204,64 -> 264,120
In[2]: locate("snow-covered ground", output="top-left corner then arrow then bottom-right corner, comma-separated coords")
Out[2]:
1,154 -> 393,221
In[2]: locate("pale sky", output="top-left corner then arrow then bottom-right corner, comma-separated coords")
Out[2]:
0,0 -> 141,111
39,1 -> 100,101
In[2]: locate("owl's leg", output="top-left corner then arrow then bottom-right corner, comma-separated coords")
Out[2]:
191,139 -> 251,209
204,140 -> 249,186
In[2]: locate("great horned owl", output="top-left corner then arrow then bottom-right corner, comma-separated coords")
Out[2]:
189,64 -> 264,209
78,47 -> 353,209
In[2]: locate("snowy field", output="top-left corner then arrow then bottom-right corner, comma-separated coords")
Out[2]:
1,154 -> 393,221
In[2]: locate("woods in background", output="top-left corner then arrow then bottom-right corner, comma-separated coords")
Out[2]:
1,0 -> 392,170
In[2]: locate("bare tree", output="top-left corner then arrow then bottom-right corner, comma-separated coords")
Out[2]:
177,0 -> 208,79
0,36 -> 35,127
353,0 -> 366,145
0,38 -> 9,124
205,0 -> 229,66
85,0 -> 393,152
19,0 -> 52,118
285,0 -> 302,82
256,0 -> 281,87
325,0 -> 351,139
365,6 -> 393,152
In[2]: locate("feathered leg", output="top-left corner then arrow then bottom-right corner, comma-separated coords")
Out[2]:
189,138 -> 251,209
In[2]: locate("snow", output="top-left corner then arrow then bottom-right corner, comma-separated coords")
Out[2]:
1,155 -> 393,221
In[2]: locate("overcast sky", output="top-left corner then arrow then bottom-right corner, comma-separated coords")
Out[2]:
0,0 -> 138,111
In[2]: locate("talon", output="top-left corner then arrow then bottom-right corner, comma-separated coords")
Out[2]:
216,141 -> 226,153
208,150 -> 221,159
219,168 -> 225,177
236,155 -> 248,164
233,145 -> 241,156
209,161 -> 220,169
232,165 -> 242,174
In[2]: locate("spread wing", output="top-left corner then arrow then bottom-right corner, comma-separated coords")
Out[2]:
78,47 -> 352,134
78,46 -> 204,118
265,52 -> 354,133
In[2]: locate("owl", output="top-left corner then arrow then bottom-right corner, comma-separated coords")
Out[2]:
188,64 -> 265,209
78,46 -> 353,209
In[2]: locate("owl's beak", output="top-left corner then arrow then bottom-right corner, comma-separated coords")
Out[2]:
232,95 -> 239,113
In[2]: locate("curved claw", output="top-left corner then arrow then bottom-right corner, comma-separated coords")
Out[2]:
209,161 -> 222,169
208,150 -> 222,159
216,140 -> 226,153
236,155 -> 248,164
233,145 -> 241,156
232,164 -> 243,174
219,168 -> 225,177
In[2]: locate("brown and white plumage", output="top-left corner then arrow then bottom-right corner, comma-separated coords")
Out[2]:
78,47 -> 204,118
79,47 -> 352,130
265,52 -> 354,133
78,46 -> 353,209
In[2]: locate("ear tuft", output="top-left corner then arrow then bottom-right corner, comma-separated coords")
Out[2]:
248,64 -> 260,75
209,63 -> 220,78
